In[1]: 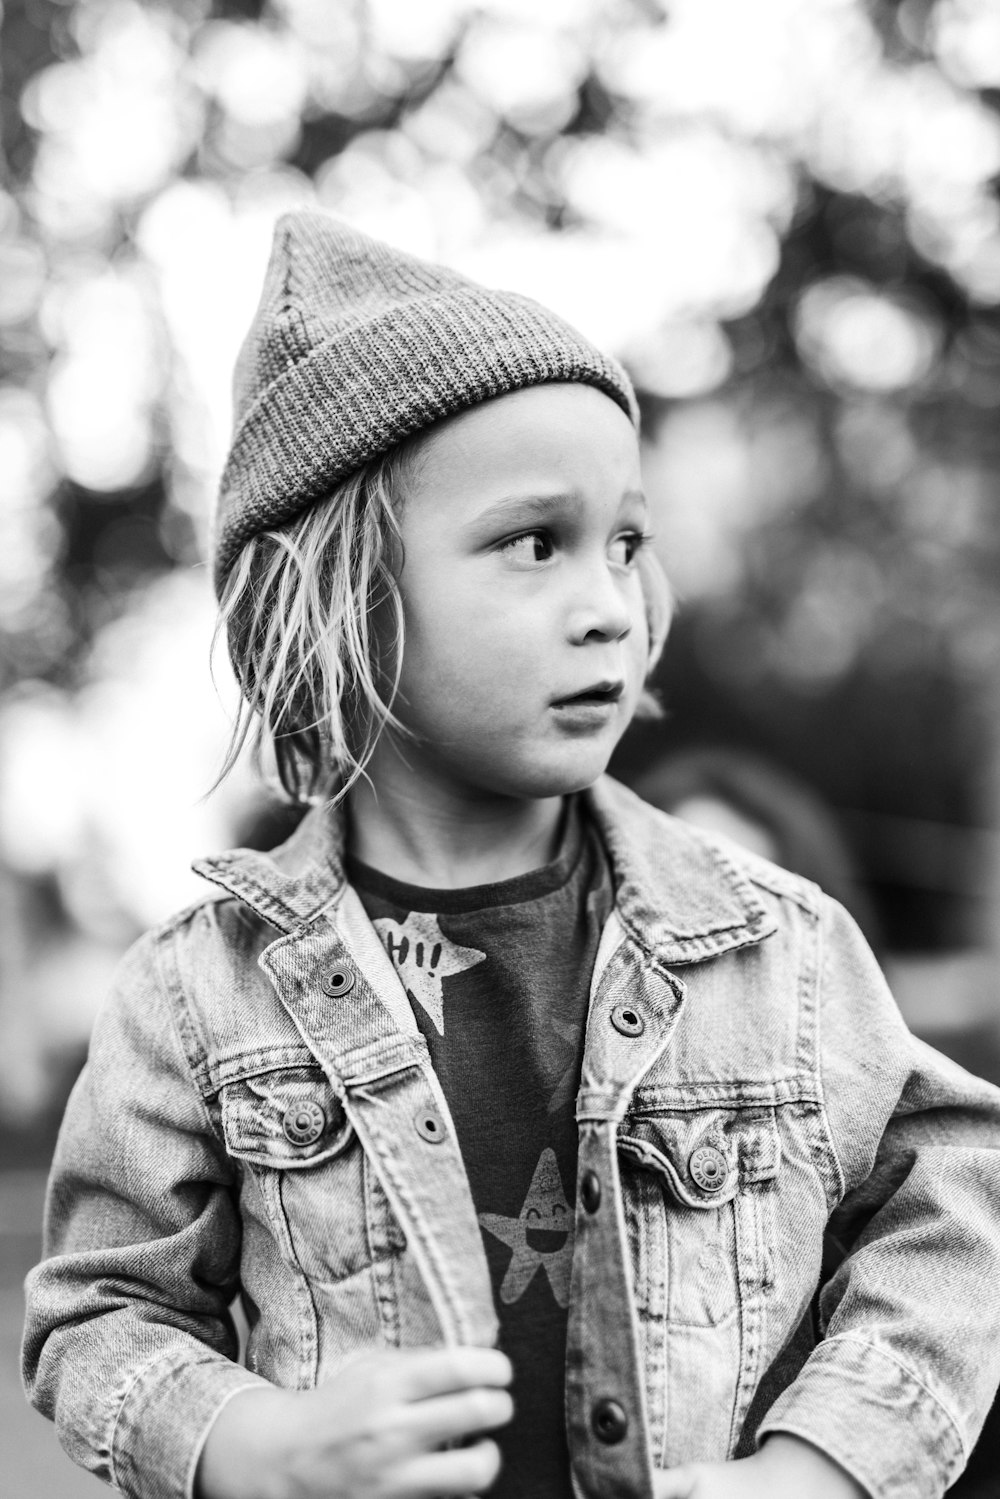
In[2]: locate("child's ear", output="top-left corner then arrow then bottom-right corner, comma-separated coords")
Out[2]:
631,548 -> 671,722
639,547 -> 673,668
633,686 -> 665,722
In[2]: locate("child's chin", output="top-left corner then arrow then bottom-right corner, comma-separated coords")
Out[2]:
505,750 -> 614,801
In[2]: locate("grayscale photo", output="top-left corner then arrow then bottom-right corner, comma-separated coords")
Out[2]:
2,1 -> 1000,1496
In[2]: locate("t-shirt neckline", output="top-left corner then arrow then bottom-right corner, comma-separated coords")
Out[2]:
345,799 -> 586,915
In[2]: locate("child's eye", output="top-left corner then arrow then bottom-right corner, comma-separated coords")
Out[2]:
498,530 -> 553,564
609,531 -> 650,567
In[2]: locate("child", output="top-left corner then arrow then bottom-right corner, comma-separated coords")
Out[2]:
22,210 -> 1000,1499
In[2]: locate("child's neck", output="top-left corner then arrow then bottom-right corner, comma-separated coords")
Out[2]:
346,744 -> 565,890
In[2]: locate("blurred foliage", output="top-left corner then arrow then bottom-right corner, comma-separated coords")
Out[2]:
2,0 -> 1000,948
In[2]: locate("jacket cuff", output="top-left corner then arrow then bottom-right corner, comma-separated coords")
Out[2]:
110,1350 -> 271,1499
755,1335 -> 966,1499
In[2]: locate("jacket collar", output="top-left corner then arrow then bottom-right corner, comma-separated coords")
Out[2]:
583,776 -> 777,964
193,775 -> 777,963
192,798 -> 347,934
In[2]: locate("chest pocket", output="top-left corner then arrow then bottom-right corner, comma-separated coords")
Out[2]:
221,1066 -> 355,1168
220,1065 -> 399,1286
618,1106 -> 780,1327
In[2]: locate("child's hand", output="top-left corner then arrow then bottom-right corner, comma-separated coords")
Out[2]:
653,1434 -> 869,1499
195,1345 -> 513,1499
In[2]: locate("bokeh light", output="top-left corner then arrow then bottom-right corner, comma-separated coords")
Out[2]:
793,278 -> 942,392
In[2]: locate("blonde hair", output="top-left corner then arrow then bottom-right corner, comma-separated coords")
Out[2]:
213,442 -> 672,806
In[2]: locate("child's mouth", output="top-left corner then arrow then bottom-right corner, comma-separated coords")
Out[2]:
552,681 -> 625,709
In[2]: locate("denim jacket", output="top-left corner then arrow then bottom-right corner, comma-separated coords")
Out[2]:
22,776 -> 1000,1499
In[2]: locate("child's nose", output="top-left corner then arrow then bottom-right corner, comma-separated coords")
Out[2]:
568,565 -> 633,645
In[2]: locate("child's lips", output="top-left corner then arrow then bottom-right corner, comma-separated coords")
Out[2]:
551,680 -> 625,709
550,681 -> 625,730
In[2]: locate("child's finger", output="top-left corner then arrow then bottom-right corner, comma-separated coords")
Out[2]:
399,1386 -> 514,1449
393,1346 -> 513,1401
389,1437 -> 502,1497
653,1465 -> 698,1499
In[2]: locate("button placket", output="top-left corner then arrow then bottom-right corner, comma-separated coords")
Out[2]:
567,1119 -> 655,1499
566,942 -> 681,1499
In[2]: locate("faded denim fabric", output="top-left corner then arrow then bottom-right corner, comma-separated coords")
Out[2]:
21,776 -> 1000,1499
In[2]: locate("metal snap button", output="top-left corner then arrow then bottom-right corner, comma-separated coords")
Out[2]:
591,1397 -> 628,1445
580,1169 -> 602,1214
322,966 -> 355,997
282,1100 -> 326,1147
688,1144 -> 729,1193
414,1107 -> 446,1144
610,1003 -> 645,1037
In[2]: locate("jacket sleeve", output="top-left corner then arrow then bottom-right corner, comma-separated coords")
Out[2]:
21,927 -> 270,1499
756,896 -> 1000,1499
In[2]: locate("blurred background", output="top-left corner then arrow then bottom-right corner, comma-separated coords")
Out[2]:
2,0 -> 1000,1492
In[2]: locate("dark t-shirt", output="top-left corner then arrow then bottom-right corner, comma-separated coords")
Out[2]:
349,805 -> 614,1497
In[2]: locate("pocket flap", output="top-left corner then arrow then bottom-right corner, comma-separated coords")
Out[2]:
221,1066 -> 354,1169
617,1107 -> 780,1209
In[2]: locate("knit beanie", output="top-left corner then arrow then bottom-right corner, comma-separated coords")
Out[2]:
212,209 -> 638,596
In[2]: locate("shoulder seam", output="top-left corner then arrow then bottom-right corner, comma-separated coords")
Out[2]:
742,861 -> 821,918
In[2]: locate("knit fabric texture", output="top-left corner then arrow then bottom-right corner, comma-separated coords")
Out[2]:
212,209 -> 638,595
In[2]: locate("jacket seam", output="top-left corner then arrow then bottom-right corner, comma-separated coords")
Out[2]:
812,898 -> 847,1205
203,1046 -> 323,1096
236,880 -> 309,932
264,880 -> 347,941
820,1333 -> 968,1461
745,869 -> 821,919
626,1079 -> 821,1109
108,1345 -> 183,1491
613,896 -> 770,963
673,827 -> 766,927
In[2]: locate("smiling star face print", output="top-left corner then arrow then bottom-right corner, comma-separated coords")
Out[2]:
479,1147 -> 574,1308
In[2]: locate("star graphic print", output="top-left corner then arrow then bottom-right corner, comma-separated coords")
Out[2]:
479,1147 -> 574,1308
546,1014 -> 580,1117
373,912 -> 486,1034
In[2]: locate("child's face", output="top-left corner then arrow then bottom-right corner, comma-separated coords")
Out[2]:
384,382 -> 651,802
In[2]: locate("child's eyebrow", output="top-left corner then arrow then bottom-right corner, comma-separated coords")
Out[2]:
470,488 -> 648,533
